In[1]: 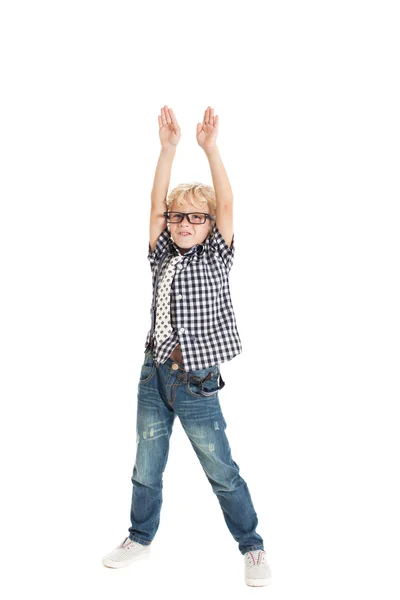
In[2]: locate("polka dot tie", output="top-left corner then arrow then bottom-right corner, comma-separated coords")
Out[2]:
154,254 -> 183,346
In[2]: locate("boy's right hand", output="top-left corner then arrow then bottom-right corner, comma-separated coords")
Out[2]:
158,105 -> 181,149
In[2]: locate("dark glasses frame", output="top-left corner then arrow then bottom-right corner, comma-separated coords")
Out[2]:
163,211 -> 216,224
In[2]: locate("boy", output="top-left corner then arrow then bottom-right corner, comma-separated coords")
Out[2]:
102,106 -> 272,587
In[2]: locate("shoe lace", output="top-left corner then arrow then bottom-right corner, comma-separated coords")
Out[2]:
119,537 -> 134,549
246,550 -> 266,566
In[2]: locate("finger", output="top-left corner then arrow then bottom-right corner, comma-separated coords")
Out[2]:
160,108 -> 167,127
210,107 -> 214,126
169,108 -> 179,128
164,106 -> 171,125
205,106 -> 210,124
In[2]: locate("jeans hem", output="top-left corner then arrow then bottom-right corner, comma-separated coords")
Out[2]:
128,535 -> 152,546
241,545 -> 265,555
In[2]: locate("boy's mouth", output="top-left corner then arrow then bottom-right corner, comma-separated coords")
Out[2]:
179,232 -> 191,236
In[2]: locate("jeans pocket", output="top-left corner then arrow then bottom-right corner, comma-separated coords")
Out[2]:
186,366 -> 220,398
139,350 -> 156,384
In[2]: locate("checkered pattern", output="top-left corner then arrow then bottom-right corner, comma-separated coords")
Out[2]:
145,222 -> 242,372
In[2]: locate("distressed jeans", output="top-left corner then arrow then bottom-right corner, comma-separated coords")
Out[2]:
128,348 -> 264,555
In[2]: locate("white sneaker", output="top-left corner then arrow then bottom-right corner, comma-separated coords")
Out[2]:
102,536 -> 151,569
244,550 -> 272,586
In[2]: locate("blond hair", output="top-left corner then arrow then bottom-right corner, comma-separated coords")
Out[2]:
167,182 -> 216,213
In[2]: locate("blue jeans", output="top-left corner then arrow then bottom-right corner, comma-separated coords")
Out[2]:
128,348 -> 264,555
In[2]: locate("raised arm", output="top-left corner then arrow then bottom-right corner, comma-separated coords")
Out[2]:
150,106 -> 181,253
197,106 -> 233,248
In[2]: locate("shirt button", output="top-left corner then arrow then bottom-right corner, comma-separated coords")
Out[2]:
178,294 -> 182,299
179,327 -> 185,333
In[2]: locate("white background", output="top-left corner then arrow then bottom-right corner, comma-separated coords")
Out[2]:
1,1 -> 399,598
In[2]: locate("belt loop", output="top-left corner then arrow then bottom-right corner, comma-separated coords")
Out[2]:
218,371 -> 225,391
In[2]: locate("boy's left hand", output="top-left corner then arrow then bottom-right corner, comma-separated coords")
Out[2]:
196,106 -> 219,151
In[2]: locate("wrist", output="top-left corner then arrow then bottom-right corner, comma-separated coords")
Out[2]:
203,145 -> 219,156
161,145 -> 177,154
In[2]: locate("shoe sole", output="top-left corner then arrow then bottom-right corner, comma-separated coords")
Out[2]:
103,548 -> 151,569
245,576 -> 272,586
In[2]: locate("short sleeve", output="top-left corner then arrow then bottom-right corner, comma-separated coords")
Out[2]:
147,226 -> 170,271
209,223 -> 235,273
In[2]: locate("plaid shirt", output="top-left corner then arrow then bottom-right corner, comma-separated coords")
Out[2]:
145,222 -> 242,372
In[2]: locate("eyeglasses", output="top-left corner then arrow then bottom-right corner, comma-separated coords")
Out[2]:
163,211 -> 215,225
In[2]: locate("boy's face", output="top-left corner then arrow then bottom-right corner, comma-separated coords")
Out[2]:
168,199 -> 213,254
